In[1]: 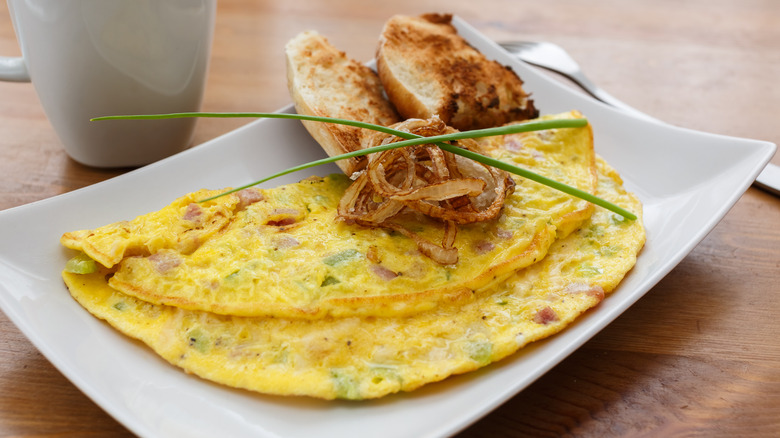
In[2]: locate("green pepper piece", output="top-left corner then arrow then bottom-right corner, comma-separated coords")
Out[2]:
322,249 -> 360,266
64,253 -> 98,274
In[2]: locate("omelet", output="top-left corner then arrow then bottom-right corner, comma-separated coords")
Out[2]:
62,158 -> 644,400
62,111 -> 597,319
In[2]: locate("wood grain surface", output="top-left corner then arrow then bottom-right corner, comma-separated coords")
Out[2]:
1,0 -> 778,436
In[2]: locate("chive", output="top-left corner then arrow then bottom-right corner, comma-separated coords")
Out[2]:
466,340 -> 494,365
187,328 -> 210,354
92,112 -> 636,220
322,249 -> 361,266
64,253 -> 99,274
330,369 -> 360,399
320,275 -> 341,287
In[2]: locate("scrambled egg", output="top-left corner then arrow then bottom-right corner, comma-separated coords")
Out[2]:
62,111 -> 597,319
62,158 -> 644,400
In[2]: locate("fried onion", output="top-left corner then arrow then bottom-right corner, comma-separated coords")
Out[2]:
337,117 -> 515,265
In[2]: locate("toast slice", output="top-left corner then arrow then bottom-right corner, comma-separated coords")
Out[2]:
286,31 -> 401,176
376,13 -> 538,131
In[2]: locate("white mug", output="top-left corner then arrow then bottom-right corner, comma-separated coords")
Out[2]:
0,0 -> 216,167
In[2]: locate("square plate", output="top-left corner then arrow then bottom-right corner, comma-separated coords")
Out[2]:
0,16 -> 775,438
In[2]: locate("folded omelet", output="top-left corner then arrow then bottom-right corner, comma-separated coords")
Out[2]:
62,111 -> 596,319
60,9 -> 646,400
62,158 -> 643,400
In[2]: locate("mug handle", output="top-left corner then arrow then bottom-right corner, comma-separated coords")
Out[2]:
0,56 -> 30,82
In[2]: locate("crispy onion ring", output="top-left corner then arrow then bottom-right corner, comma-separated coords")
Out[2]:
338,117 -> 515,265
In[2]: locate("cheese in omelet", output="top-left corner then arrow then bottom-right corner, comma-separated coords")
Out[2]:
62,158 -> 644,400
62,111 -> 596,319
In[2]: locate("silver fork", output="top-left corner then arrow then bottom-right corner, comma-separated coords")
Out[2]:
499,40 -> 780,196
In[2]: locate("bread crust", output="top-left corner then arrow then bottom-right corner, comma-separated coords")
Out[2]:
376,13 -> 538,131
286,31 -> 400,176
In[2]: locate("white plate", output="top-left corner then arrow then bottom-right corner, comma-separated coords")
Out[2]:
0,16 -> 775,438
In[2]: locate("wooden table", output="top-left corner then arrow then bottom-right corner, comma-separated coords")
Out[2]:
1,1 -> 778,436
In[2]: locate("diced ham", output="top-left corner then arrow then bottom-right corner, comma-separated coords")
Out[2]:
565,283 -> 606,301
266,217 -> 297,227
504,136 -> 524,152
272,208 -> 300,215
266,208 -> 301,227
149,251 -> 181,274
473,240 -> 495,254
496,228 -> 513,239
530,149 -> 546,161
370,264 -> 398,281
236,189 -> 265,209
183,203 -> 203,223
274,235 -> 300,250
533,306 -> 558,325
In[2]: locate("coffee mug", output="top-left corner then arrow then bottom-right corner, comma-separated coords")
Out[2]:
0,0 -> 216,167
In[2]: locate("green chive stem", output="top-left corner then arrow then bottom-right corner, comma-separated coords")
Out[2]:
92,112 -> 636,220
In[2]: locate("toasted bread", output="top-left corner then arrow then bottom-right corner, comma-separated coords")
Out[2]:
286,31 -> 400,176
376,13 -> 538,131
